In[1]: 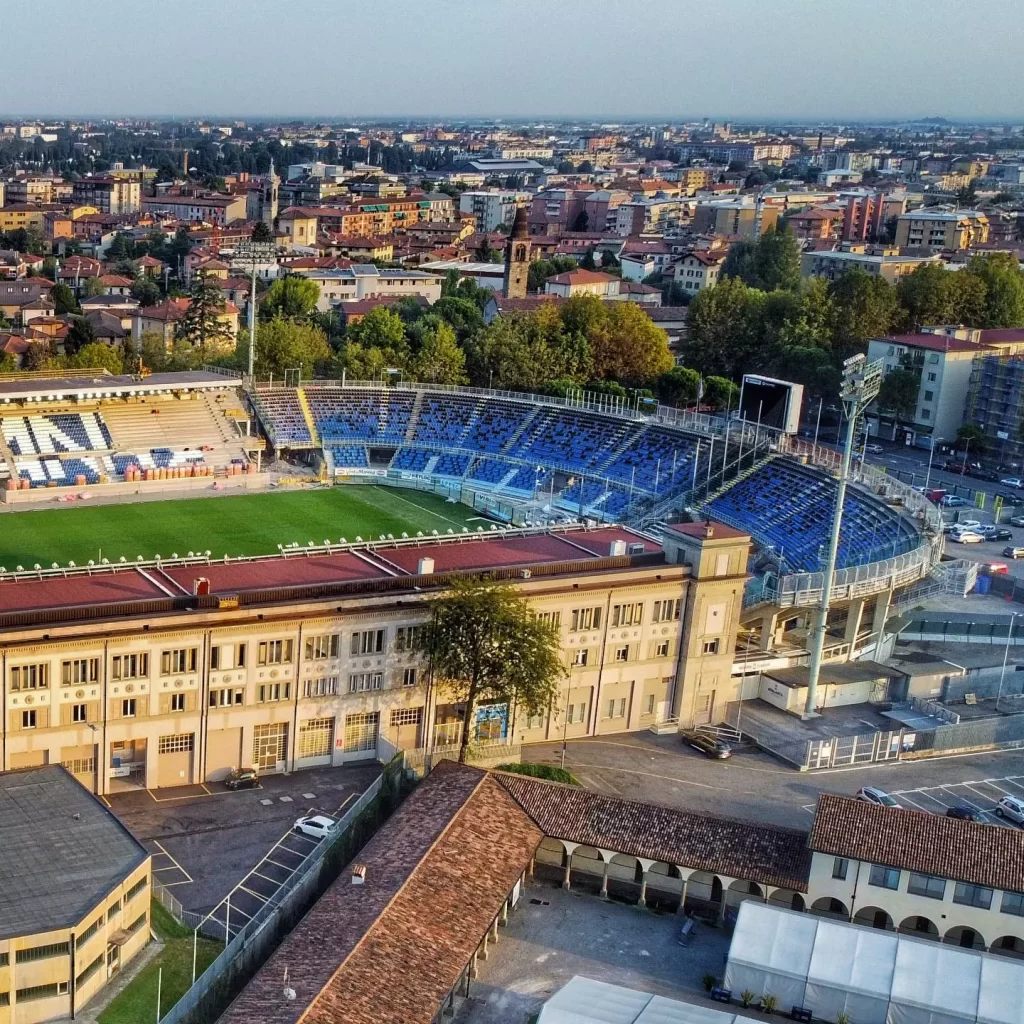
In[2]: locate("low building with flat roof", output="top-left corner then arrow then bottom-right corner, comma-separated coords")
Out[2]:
0,764 -> 151,1023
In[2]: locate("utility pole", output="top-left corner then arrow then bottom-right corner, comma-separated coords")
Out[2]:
803,354 -> 883,719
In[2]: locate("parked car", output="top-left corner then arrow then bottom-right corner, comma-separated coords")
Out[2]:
686,732 -> 733,759
975,469 -> 1001,482
864,443 -> 884,455
1001,477 -> 1024,489
951,530 -> 984,544
856,786 -> 899,807
1011,516 -> 1024,528
293,814 -> 337,840
940,495 -> 968,507
946,805 -> 983,822
1003,546 -> 1024,559
980,526 -> 1013,541
997,493 -> 1024,506
983,562 -> 1010,575
995,796 -> 1024,824
224,768 -> 259,790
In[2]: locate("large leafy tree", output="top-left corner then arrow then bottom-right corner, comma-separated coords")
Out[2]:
51,282 -> 80,315
412,321 -> 468,385
961,253 -> 1024,328
175,272 -> 233,358
417,577 -> 564,764
255,317 -> 331,379
343,306 -> 410,375
687,277 -> 763,378
827,268 -> 900,358
261,275 -> 320,320
588,301 -> 673,385
877,367 -> 921,424
722,226 -> 801,292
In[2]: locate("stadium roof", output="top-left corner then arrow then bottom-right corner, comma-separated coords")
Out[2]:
0,370 -> 241,403
0,765 -> 149,938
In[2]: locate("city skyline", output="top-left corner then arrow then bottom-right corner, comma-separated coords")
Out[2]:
3,0 -> 1023,121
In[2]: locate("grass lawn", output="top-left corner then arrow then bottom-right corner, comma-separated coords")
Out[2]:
0,485 -> 482,567
98,901 -> 221,1024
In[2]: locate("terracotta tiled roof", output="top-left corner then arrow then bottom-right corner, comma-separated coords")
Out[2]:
217,761 -> 542,1024
498,773 -> 810,891
810,793 -> 1024,893
547,268 -> 618,285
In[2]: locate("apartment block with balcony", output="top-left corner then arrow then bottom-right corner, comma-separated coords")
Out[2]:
894,208 -> 989,251
0,765 -> 151,1024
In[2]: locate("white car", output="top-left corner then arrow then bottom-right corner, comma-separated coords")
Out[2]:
864,444 -> 884,455
951,530 -> 984,544
1001,477 -> 1024,489
996,797 -> 1024,824
856,786 -> 899,807
293,814 -> 336,840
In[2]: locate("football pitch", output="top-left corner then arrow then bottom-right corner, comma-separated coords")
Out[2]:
0,486 -> 484,568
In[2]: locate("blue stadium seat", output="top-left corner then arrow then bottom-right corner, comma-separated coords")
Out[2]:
306,388 -> 414,445
330,445 -> 369,469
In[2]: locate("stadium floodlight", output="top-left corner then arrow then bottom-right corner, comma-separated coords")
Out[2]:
803,354 -> 883,719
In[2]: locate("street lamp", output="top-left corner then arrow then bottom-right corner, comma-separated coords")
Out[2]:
997,611 -> 1019,713
924,436 -> 944,492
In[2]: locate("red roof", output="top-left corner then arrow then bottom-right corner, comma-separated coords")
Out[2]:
880,333 -> 992,353
547,269 -> 618,285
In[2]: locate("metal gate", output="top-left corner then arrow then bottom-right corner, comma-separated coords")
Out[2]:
805,729 -> 904,769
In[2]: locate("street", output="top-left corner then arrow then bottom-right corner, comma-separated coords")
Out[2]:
522,732 -> 1024,828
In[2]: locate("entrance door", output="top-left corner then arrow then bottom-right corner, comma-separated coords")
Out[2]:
253,723 -> 288,771
390,707 -> 423,750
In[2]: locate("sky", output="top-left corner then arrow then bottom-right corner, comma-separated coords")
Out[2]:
3,0 -> 1024,122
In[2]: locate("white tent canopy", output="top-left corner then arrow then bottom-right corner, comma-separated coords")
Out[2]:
538,978 -> 740,1024
724,904 -> 1024,1024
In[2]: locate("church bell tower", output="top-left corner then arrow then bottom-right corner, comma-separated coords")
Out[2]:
503,206 -> 531,299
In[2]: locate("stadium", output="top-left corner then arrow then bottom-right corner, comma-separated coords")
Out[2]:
0,369 -> 940,611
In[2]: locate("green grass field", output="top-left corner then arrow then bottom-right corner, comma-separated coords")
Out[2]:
99,901 -> 220,1024
0,486 -> 482,567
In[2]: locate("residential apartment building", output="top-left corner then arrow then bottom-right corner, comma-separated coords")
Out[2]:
297,265 -> 445,310
458,191 -> 530,233
0,765 -> 152,1024
140,193 -> 247,226
807,794 -> 1024,954
691,199 -> 780,239
0,523 -> 748,793
801,245 -> 941,283
963,329 -> 1024,462
71,177 -> 141,215
894,209 -> 989,250
788,207 -> 844,242
673,250 -> 725,296
4,177 -> 63,205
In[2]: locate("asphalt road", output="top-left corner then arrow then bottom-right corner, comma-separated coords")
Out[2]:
522,732 -> 1024,829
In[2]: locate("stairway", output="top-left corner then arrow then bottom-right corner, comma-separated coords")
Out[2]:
404,390 -> 425,443
295,388 -> 320,445
498,405 -> 540,454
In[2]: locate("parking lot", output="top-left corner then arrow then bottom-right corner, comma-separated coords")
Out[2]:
890,774 -> 1024,827
108,762 -> 380,916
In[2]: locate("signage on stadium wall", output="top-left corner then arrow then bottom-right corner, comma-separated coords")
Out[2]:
336,468 -> 389,478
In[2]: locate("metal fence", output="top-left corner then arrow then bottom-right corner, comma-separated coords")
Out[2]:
157,757 -> 401,1024
153,881 -> 205,931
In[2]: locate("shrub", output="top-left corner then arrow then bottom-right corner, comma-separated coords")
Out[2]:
703,974 -> 718,992
495,762 -> 579,785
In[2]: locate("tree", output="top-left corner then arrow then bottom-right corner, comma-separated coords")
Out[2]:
131,276 -> 161,307
600,250 -> 619,269
82,276 -> 106,298
572,210 -> 590,232
961,253 -> 1024,328
251,221 -> 273,243
22,340 -> 54,371
877,367 -> 920,423
703,376 -> 740,412
527,256 -> 576,294
581,247 -> 597,271
956,423 -> 987,456
430,296 -> 484,344
51,282 -> 80,315
722,227 -> 801,292
588,302 -> 673,385
412,321 -> 468,385
687,277 -> 763,378
656,366 -> 700,407
255,317 -> 332,379
897,263 -> 955,330
68,342 -> 124,374
261,275 -> 320,320
828,269 -> 899,357
175,272 -> 233,358
417,577 -> 564,764
64,316 -> 95,356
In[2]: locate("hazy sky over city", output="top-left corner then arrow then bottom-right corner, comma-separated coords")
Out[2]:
4,0 -> 1023,121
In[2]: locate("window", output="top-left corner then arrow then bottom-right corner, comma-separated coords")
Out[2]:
394,625 -> 424,652
524,713 -> 545,730
927,372 -> 937,382
614,645 -> 629,662
257,639 -> 293,665
305,634 -> 339,660
158,734 -> 193,754
606,697 -> 627,719
537,611 -> 561,628
391,707 -> 423,727
17,984 -> 66,1002
209,687 -> 244,707
611,602 -> 643,627
570,606 -> 602,632
72,703 -> 88,723
572,648 -> 589,667
210,644 -> 245,670
126,876 -> 148,902
21,710 -> 36,729
257,682 -> 290,703
920,409 -> 930,420
10,663 -> 48,691
107,899 -> 121,921
161,648 -> 197,675
349,672 -> 383,693
646,694 -> 656,715
908,873 -> 946,900
923,391 -> 934,402
76,953 -> 103,988
350,629 -> 385,656
170,693 -> 185,712
344,711 -> 379,752
76,917 -> 102,949
126,912 -> 147,936
954,882 -> 992,909
111,653 -> 148,680
63,756 -> 95,775
297,717 -> 334,758
702,639 -> 720,655
16,942 -> 69,963
303,676 -> 338,698
869,864 -> 901,890
402,667 -> 418,687
832,857 -> 849,880
121,698 -> 136,718
1001,892 -> 1024,917
62,658 -> 98,685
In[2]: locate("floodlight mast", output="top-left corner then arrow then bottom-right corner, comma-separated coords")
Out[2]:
802,354 -> 883,719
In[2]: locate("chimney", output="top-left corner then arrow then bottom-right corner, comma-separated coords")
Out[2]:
351,864 -> 367,885
609,540 -> 627,556
417,557 -> 435,575
703,522 -> 715,539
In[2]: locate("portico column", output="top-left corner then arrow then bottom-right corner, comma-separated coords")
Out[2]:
561,841 -> 580,889
677,867 -> 695,915
636,857 -> 657,908
598,849 -> 618,899
717,874 -> 737,925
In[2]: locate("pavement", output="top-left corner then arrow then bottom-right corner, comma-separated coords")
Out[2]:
107,763 -> 380,915
522,732 -> 1024,829
455,881 -> 732,1024
884,774 -> 1024,828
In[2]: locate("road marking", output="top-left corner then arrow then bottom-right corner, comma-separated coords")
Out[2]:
151,840 -> 193,883
252,870 -> 282,885
238,885 -> 269,902
567,762 -> 720,791
334,792 -> 356,815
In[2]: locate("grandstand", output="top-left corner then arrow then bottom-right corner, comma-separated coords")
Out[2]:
0,371 -> 259,491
